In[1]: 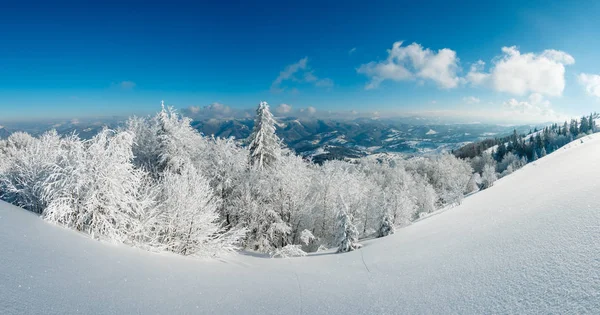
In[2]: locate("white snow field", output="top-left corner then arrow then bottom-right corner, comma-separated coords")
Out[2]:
1,135 -> 600,315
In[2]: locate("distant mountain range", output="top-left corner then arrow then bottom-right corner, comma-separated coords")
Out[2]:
0,117 -> 536,162
192,117 -> 535,162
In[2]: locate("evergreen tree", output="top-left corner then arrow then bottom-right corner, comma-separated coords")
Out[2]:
248,101 -> 281,169
336,196 -> 361,252
580,116 -> 589,134
376,212 -> 395,238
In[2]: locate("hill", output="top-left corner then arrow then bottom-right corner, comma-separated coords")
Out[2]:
1,135 -> 599,314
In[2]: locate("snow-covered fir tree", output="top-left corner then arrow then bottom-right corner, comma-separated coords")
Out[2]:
248,101 -> 281,169
335,196 -> 362,253
376,212 -> 395,238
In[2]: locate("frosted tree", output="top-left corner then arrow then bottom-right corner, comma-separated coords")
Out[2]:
376,212 -> 395,238
248,101 -> 281,169
335,196 -> 362,253
141,164 -> 229,256
43,129 -> 150,243
126,102 -> 208,177
155,102 -> 208,174
465,172 -> 482,194
202,136 -> 250,226
229,167 -> 290,252
0,130 -> 64,213
309,161 -> 370,244
411,175 -> 437,219
269,153 -> 315,246
481,164 -> 497,189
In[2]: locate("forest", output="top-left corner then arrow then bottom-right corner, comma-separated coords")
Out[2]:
0,102 -> 595,258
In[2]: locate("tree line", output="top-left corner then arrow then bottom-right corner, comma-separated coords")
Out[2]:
4,102 -> 586,258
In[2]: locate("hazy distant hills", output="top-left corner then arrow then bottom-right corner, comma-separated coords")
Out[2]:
1,117 -> 535,162
0,127 -> 10,139
192,117 -> 534,161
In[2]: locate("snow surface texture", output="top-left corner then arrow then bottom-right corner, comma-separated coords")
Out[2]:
1,135 -> 600,314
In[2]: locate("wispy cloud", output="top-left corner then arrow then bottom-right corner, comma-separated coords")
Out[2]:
463,96 -> 481,104
183,102 -> 236,119
501,93 -> 566,122
348,47 -> 357,55
271,58 -> 333,92
119,81 -> 136,90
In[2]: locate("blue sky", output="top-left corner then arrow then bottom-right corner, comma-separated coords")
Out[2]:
1,0 -> 600,122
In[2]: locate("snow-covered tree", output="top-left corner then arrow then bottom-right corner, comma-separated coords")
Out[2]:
141,164 -> 228,256
335,196 -> 361,253
481,164 -> 497,189
376,212 -> 395,238
202,136 -> 249,226
230,167 -> 290,252
43,129 -> 149,243
248,101 -> 281,169
466,172 -> 482,194
0,130 -> 64,213
126,102 -> 208,177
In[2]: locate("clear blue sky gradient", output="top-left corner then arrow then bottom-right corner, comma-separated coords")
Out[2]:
1,0 -> 599,121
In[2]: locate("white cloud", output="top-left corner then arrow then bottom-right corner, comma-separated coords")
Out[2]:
299,106 -> 317,115
184,102 -> 232,118
120,81 -> 136,89
502,93 -> 563,121
357,41 -> 461,89
188,106 -> 201,114
271,58 -> 333,92
275,104 -> 293,114
466,60 -> 489,85
349,47 -> 357,55
578,73 -> 600,98
463,96 -> 480,104
467,46 -> 574,96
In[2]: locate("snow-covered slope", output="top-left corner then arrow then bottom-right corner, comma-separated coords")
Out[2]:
2,136 -> 600,314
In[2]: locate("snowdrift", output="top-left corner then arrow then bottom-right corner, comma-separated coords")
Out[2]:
1,135 -> 599,314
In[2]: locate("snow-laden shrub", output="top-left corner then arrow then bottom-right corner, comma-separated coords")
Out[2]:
270,245 -> 307,258
300,229 -> 316,245
0,130 -> 65,213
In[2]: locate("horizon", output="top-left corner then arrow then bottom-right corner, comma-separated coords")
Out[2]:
2,1 -> 600,123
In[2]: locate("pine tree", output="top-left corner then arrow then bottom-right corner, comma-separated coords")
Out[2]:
248,102 -> 281,169
336,195 -> 361,252
376,212 -> 395,238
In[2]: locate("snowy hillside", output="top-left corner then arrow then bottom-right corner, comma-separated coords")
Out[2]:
2,135 -> 600,314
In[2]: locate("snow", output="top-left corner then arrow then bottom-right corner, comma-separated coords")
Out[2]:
1,135 -> 600,314
426,128 -> 437,135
